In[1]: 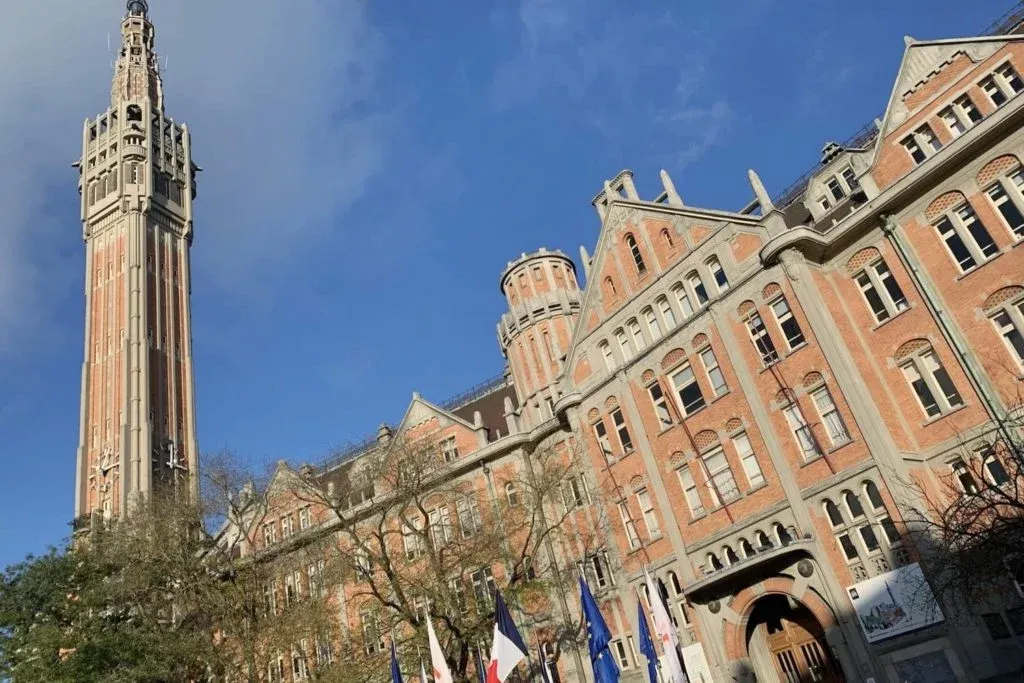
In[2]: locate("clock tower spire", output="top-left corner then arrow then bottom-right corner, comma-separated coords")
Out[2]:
74,0 -> 200,523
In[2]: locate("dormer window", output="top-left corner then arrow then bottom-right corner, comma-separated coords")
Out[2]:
841,167 -> 859,191
826,177 -> 845,202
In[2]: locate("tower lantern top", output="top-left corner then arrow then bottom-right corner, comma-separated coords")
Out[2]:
127,0 -> 148,17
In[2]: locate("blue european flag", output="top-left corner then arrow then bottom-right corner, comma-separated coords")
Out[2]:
637,600 -> 659,683
390,641 -> 404,683
580,577 -> 620,683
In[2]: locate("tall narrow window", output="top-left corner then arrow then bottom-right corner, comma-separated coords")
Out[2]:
457,498 -> 483,538
677,466 -> 705,516
732,431 -> 764,488
429,506 -> 453,547
615,328 -> 634,361
611,408 -> 633,452
593,419 -> 614,460
856,259 -> 908,323
702,448 -> 740,504
940,105 -> 966,137
991,300 -> 1024,369
657,295 -> 677,328
770,297 -> 805,350
900,350 -> 963,418
980,447 -> 1010,486
811,386 -> 850,446
643,306 -> 662,340
672,283 -> 695,319
599,341 -> 615,371
619,502 -> 641,549
997,62 -> 1024,93
951,459 -> 979,494
986,170 -> 1024,240
827,177 -> 845,201
670,364 -> 706,416
842,167 -> 860,191
648,381 -> 674,429
636,489 -> 660,538
783,402 -> 820,460
935,204 -> 998,272
700,347 -> 728,397
561,475 -> 589,511
627,318 -> 646,352
746,312 -> 779,365
626,234 -> 646,274
707,257 -> 729,292
687,271 -> 709,306
901,136 -> 926,164
440,436 -> 459,463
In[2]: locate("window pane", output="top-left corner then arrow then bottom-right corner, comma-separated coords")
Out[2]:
865,481 -> 885,511
957,205 -> 998,259
673,285 -> 694,318
987,182 -> 1024,238
880,517 -> 901,545
648,383 -> 673,428
936,216 -> 977,271
824,500 -> 844,527
703,450 -> 739,502
874,260 -> 908,312
612,409 -> 633,451
672,366 -> 706,416
689,273 -> 709,305
903,362 -> 941,417
985,455 -> 1010,486
747,313 -> 779,365
678,467 -> 704,515
993,310 -> 1024,365
733,433 -> 764,488
839,534 -> 859,560
771,297 -> 805,349
643,308 -> 662,339
658,297 -> 677,328
859,525 -> 880,553
845,491 -> 865,519
857,272 -> 890,321
700,347 -> 727,396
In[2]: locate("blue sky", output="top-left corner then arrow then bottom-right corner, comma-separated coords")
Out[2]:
0,0 -> 1011,567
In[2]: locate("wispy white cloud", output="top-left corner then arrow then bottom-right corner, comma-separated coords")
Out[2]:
492,0 -> 734,170
0,0 -> 394,353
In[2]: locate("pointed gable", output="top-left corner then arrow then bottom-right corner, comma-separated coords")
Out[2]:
394,393 -> 483,459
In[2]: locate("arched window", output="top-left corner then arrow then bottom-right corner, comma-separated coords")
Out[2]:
986,288 -> 1024,371
931,198 -> 999,273
775,523 -> 793,546
843,491 -> 865,519
626,234 -> 646,273
706,256 -> 729,292
598,341 -> 615,372
505,482 -> 521,507
896,342 -> 964,418
724,546 -> 740,565
707,553 -> 723,572
754,530 -> 773,550
739,538 -> 755,557
671,283 -> 695,319
863,481 -> 885,512
661,228 -> 675,248
642,306 -> 662,340
604,276 -> 617,298
686,271 -> 709,306
823,499 -> 844,527
668,571 -> 682,596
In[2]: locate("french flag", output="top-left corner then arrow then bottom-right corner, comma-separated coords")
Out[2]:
486,591 -> 528,683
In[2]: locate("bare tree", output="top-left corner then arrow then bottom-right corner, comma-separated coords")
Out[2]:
288,431 -> 599,681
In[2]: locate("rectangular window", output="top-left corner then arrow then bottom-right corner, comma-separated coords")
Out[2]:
470,568 -> 497,612
880,517 -> 902,545
732,432 -> 765,488
612,639 -> 634,670
980,447 -> 1010,486
700,347 -> 727,397
263,522 -> 277,546
643,307 -> 662,340
600,341 -> 615,371
403,518 -> 424,560
648,382 -> 674,429
593,419 -> 614,459
457,497 -> 483,538
677,466 -> 705,516
701,448 -> 740,505
747,312 -> 779,365
918,124 -> 942,153
670,364 -> 706,416
981,75 -> 1008,107
838,533 -> 859,561
770,297 -> 805,350
784,403 -> 820,459
298,506 -> 312,531
615,328 -> 634,361
579,552 -> 614,589
562,475 -> 589,511
281,514 -> 294,539
827,177 -> 845,201
361,610 -> 384,654
842,167 -> 860,191
811,387 -> 850,446
992,305 -> 1024,368
901,135 -> 926,164
636,488 -> 660,538
264,581 -> 278,614
610,408 -> 633,452
940,106 -> 966,137
429,506 -> 453,547
958,204 -> 999,260
997,62 -> 1024,95
987,171 -> 1024,239
440,436 -> 459,463
858,525 -> 880,553
902,351 -> 963,418
618,502 -> 641,549
856,259 -> 908,323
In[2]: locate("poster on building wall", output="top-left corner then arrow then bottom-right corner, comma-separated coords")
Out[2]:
680,642 -> 715,683
847,563 -> 944,643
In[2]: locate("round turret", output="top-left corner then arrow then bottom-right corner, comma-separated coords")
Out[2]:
496,248 -> 581,427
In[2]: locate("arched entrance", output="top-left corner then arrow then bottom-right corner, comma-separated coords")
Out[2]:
745,594 -> 844,683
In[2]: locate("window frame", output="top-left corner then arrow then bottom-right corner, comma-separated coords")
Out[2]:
769,296 -> 806,351
990,298 -> 1024,370
900,349 -> 964,419
599,340 -> 615,371
593,417 -> 614,460
618,501 -> 642,549
671,282 -> 695,320
746,311 -> 780,366
986,169 -> 1024,241
647,380 -> 674,429
656,294 -> 677,329
626,233 -> 646,274
699,346 -> 728,397
669,363 -> 707,417
732,431 -> 765,489
855,258 -> 909,323
810,385 -> 851,447
614,327 -> 634,362
627,317 -> 646,352
642,306 -> 662,340
677,465 -> 705,517
707,256 -> 729,292
782,401 -> 821,460
700,446 -> 740,506
636,488 -> 660,538
687,271 -> 710,307
610,407 -> 633,453
933,202 -> 999,273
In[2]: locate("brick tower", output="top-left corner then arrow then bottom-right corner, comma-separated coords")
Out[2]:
497,248 -> 582,429
74,0 -> 199,522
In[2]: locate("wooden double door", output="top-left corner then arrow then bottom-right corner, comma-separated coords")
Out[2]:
764,608 -> 842,683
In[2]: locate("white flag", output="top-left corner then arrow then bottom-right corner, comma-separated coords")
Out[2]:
426,611 -> 454,683
645,567 -> 688,683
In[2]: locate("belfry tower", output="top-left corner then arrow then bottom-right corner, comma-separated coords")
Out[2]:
74,0 -> 199,522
